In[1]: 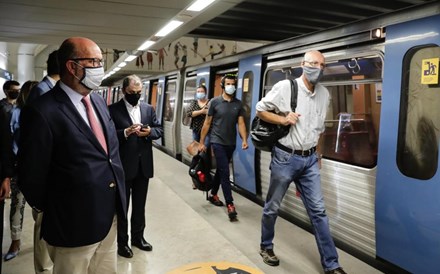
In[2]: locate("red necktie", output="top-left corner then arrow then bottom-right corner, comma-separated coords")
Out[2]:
82,96 -> 108,154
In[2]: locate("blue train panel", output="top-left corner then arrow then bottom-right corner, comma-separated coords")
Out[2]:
376,14 -> 440,274
233,55 -> 262,194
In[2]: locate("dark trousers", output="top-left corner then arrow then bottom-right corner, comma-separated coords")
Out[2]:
117,169 -> 149,246
211,143 -> 235,205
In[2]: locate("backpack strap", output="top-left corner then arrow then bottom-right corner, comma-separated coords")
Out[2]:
289,79 -> 298,112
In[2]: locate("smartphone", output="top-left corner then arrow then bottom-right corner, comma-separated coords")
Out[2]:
141,124 -> 149,129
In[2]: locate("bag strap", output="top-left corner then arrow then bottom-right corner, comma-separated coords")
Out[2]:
289,79 -> 298,112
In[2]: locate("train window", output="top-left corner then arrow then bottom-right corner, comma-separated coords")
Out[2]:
163,81 -> 177,122
182,78 -> 197,126
264,53 -> 382,168
241,71 -> 254,130
397,45 -> 440,180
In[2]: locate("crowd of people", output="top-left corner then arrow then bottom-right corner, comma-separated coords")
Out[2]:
0,36 -> 347,274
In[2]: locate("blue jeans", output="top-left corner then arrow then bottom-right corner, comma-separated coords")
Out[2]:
261,146 -> 340,271
192,131 -> 210,148
211,143 -> 235,205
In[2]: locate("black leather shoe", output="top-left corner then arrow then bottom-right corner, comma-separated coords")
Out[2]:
131,238 -> 153,251
118,245 -> 133,258
325,267 -> 347,274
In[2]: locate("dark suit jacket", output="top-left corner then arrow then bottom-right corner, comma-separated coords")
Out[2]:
18,83 -> 126,247
0,110 -> 13,179
27,76 -> 55,103
109,99 -> 163,181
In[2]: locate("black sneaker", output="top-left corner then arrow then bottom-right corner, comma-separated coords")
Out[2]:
227,204 -> 237,220
259,247 -> 279,266
325,267 -> 347,274
208,195 -> 224,206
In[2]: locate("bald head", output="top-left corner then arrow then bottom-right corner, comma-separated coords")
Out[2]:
58,37 -> 102,76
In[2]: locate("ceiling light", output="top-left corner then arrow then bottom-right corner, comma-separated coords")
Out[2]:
137,40 -> 155,51
125,55 -> 137,62
187,0 -> 216,11
113,67 -> 121,71
155,20 -> 183,37
118,62 -> 127,67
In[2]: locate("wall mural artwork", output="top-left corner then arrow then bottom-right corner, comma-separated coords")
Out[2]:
105,37 -> 265,73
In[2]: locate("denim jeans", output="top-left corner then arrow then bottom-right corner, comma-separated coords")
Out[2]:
211,143 -> 235,205
192,131 -> 210,148
261,146 -> 340,271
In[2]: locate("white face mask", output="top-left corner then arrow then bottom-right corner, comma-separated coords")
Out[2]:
74,63 -> 105,90
225,85 -> 236,95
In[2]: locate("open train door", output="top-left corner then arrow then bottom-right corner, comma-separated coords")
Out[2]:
376,15 -> 440,274
232,55 -> 262,194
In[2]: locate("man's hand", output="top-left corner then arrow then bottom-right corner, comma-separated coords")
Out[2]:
282,112 -> 301,126
137,126 -> 151,137
0,177 -> 11,201
126,123 -> 142,136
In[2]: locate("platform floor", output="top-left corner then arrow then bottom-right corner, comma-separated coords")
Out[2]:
2,148 -> 383,274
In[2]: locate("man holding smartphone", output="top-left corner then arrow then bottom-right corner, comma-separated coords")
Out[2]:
109,74 -> 163,258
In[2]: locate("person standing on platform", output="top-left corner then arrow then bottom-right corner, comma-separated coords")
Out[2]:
4,80 -> 38,262
109,74 -> 163,258
0,80 -> 20,119
18,37 -> 126,274
0,100 -> 14,274
27,50 -> 59,104
186,85 -> 210,190
199,74 -> 248,221
25,50 -> 60,274
256,50 -> 347,274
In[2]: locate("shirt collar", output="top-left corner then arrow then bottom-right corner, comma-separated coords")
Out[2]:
47,75 -> 57,86
59,81 -> 86,105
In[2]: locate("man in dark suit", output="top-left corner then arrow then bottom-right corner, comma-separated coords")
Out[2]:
27,50 -> 60,104
0,108 -> 14,274
27,49 -> 59,274
109,74 -> 162,258
18,37 -> 126,273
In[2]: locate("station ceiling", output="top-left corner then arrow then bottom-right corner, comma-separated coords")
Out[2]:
0,0 -> 436,53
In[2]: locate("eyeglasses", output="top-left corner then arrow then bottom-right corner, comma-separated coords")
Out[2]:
304,60 -> 326,69
70,58 -> 104,67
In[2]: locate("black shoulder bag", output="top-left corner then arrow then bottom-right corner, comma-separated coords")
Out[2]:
250,79 -> 298,152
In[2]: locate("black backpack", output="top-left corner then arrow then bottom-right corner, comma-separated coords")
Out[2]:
188,152 -> 213,193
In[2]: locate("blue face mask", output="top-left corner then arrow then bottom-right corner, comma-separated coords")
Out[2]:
196,92 -> 206,100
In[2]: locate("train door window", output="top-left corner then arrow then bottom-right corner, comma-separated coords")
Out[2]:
151,82 -> 158,110
397,45 -> 440,180
241,71 -> 254,130
164,81 -> 177,122
264,53 -> 382,168
182,78 -> 197,126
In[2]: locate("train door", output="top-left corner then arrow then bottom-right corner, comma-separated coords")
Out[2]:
233,55 -> 262,194
162,74 -> 180,157
141,80 -> 150,103
376,15 -> 440,274
180,72 -> 197,164
152,78 -> 164,145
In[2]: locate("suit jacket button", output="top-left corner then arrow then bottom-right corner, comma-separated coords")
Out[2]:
109,181 -> 116,188
109,158 -> 113,163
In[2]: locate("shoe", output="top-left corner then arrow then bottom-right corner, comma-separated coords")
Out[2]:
259,247 -> 279,266
117,245 -> 133,258
4,249 -> 19,261
227,204 -> 237,219
325,267 -> 347,274
208,195 -> 224,206
131,238 -> 153,251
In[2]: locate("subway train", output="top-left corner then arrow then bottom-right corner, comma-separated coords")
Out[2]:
97,3 -> 440,273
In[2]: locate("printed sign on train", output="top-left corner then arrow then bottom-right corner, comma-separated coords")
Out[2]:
421,57 -> 439,85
